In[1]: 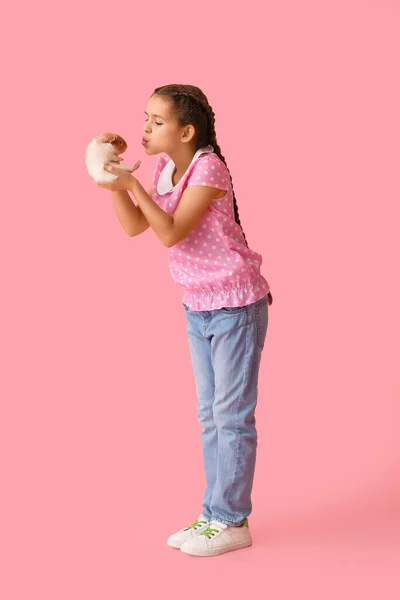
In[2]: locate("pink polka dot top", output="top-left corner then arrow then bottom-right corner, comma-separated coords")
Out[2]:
151,145 -> 270,311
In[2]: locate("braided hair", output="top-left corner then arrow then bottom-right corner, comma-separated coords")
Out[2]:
152,84 -> 273,305
152,84 -> 249,247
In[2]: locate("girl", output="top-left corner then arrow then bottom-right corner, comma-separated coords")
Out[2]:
97,84 -> 273,557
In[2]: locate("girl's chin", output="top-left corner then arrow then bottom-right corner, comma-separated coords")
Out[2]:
143,146 -> 163,156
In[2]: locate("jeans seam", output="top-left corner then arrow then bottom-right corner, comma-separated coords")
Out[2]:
255,303 -> 267,349
256,306 -> 261,349
224,320 -> 249,508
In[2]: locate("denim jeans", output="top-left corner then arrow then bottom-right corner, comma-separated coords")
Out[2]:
182,294 -> 269,526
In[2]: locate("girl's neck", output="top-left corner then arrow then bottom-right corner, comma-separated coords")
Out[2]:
169,145 -> 197,185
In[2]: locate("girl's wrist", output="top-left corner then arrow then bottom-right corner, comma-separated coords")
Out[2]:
129,178 -> 138,194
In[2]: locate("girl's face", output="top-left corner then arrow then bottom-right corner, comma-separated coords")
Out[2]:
142,95 -> 192,155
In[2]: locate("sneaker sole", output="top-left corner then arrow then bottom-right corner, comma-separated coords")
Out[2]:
180,538 -> 252,557
167,539 -> 184,549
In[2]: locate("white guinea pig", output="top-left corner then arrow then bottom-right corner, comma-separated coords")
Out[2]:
85,132 -> 140,184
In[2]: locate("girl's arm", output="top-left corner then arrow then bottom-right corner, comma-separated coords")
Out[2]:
111,188 -> 151,236
130,179 -> 222,247
129,180 -> 174,246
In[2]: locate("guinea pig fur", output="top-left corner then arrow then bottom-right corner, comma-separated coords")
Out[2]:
85,132 -> 134,184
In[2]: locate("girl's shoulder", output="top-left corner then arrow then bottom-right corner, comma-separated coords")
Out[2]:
192,151 -> 229,177
186,152 -> 231,193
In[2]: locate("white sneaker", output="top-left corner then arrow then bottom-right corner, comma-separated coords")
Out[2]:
180,517 -> 252,557
167,513 -> 211,549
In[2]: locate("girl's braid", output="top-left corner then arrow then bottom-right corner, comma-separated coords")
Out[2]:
168,86 -> 249,248
196,95 -> 273,305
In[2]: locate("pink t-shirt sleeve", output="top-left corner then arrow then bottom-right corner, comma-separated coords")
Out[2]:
186,153 -> 230,193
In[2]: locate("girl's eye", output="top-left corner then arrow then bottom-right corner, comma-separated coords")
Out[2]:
145,118 -> 162,126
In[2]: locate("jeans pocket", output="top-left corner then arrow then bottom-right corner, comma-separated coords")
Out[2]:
219,305 -> 247,315
255,299 -> 268,349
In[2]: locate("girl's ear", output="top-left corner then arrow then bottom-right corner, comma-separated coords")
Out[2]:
182,124 -> 195,142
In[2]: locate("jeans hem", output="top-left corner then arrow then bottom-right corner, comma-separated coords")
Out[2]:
201,510 -> 212,520
207,513 -> 246,527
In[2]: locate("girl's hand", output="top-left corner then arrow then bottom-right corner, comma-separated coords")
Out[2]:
95,160 -> 141,192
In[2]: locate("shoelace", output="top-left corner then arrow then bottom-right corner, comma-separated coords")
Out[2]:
200,521 -> 227,539
184,518 -> 208,531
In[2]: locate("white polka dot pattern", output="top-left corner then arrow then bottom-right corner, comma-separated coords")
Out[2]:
151,150 -> 270,310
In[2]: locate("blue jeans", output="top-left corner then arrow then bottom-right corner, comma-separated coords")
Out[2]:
182,294 -> 269,527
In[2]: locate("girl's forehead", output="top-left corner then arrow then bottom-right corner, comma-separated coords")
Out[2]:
146,96 -> 173,119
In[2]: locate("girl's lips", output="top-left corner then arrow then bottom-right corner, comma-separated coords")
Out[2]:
142,139 -> 148,145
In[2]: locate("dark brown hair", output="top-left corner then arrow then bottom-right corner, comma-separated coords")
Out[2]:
152,84 -> 273,306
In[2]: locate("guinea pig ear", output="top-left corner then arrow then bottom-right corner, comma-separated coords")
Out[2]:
96,132 -> 117,144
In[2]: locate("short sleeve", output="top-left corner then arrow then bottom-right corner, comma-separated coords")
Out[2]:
186,153 -> 230,192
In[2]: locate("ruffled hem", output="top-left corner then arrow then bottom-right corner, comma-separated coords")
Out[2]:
182,276 -> 270,311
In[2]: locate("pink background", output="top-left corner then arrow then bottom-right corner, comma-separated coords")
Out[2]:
1,0 -> 399,597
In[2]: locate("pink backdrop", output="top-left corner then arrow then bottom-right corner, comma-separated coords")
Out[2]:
1,0 -> 399,598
